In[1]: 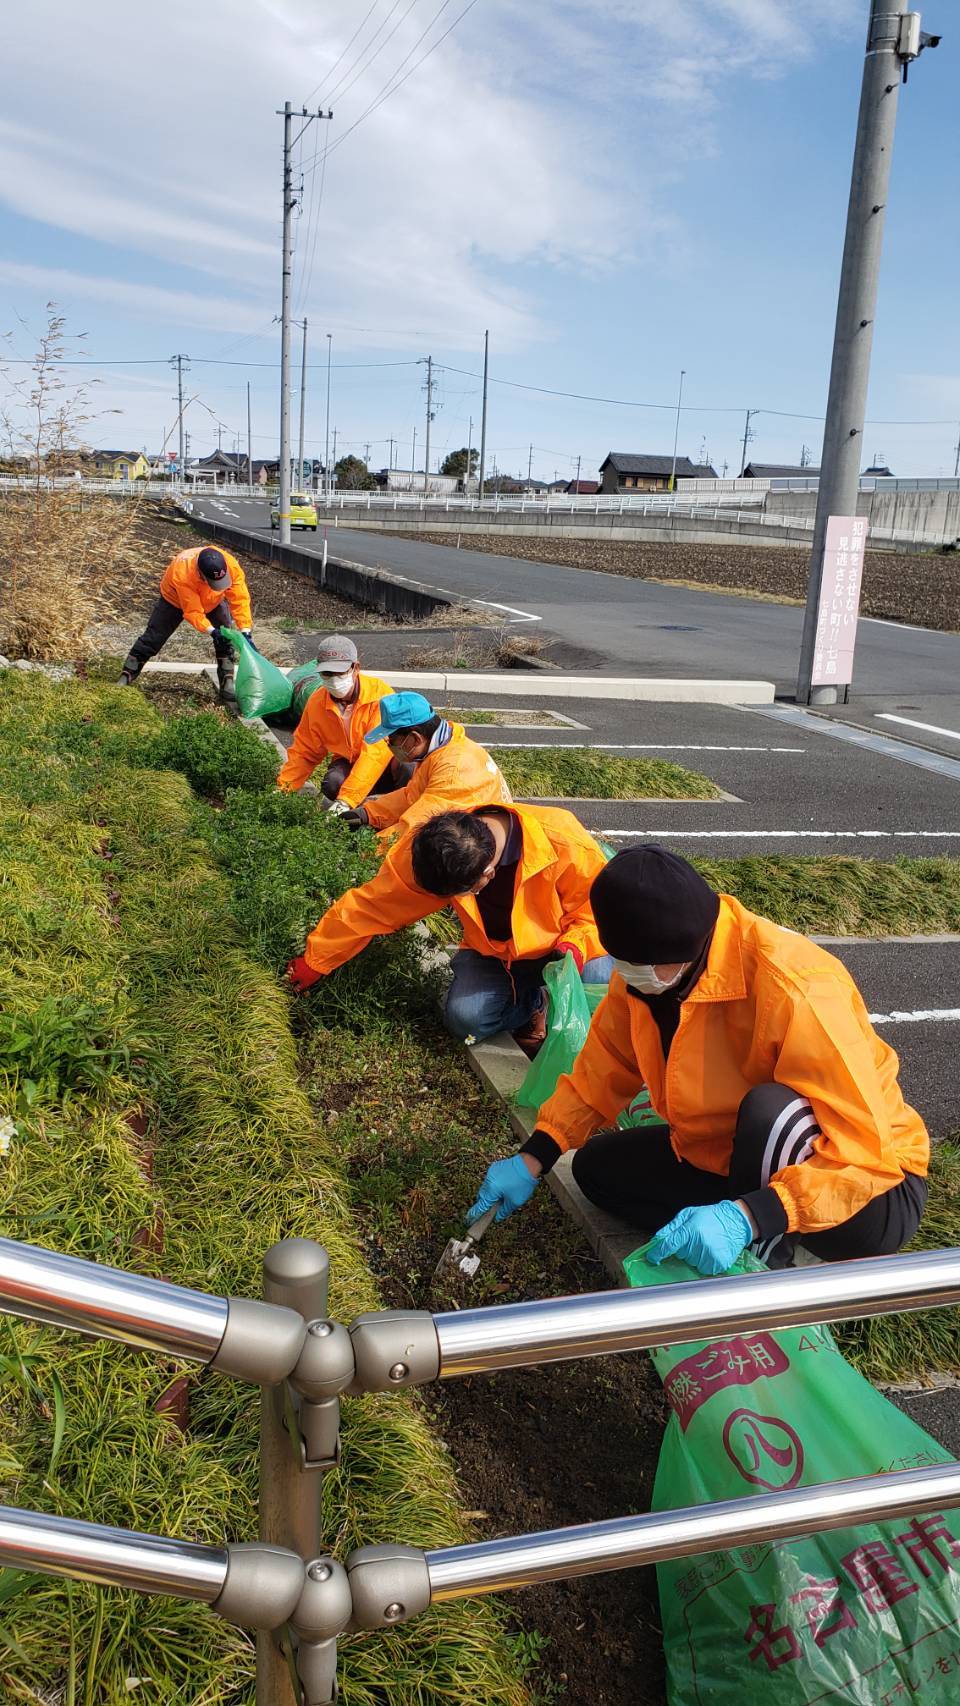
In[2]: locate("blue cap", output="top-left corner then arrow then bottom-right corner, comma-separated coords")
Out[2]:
364,690 -> 435,744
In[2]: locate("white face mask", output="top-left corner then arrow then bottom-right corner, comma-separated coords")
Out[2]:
612,960 -> 689,996
323,671 -> 354,699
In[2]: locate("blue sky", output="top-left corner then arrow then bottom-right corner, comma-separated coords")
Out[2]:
1,0 -> 956,480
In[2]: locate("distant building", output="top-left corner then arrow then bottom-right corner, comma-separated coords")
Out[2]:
863,461 -> 894,477
741,462 -> 821,480
375,468 -> 459,495
566,479 -> 600,495
89,450 -> 149,481
599,452 -> 718,493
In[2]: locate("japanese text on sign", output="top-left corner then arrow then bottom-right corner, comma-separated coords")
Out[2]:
811,513 -> 868,689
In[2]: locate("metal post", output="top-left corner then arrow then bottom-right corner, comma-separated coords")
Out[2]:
247,381 -> 253,491
478,328 -> 489,498
797,1 -> 935,704
739,408 -> 755,476
465,415 -> 473,495
324,333 -> 332,502
278,101 -> 295,546
669,368 -> 685,492
298,317 -> 308,491
257,1239 -> 330,1705
423,355 -> 433,495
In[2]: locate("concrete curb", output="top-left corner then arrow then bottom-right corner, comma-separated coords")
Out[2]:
141,658 -> 775,704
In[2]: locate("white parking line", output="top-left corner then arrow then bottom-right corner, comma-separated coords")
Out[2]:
869,1009 -> 960,1025
876,714 -> 960,744
474,599 -> 543,624
487,743 -> 804,752
599,829 -> 960,839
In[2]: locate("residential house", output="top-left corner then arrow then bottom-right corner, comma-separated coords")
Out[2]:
599,452 -> 718,493
374,468 -> 459,495
862,461 -> 893,477
89,450 -> 149,481
566,479 -> 600,495
741,463 -> 821,480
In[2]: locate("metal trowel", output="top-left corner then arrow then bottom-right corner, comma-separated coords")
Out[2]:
432,1204 -> 498,1287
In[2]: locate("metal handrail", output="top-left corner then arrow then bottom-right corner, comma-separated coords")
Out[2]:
0,1505 -> 228,1602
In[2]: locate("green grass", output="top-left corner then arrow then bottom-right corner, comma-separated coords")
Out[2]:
492,746 -> 722,800
0,670 -> 528,1705
697,854 -> 960,937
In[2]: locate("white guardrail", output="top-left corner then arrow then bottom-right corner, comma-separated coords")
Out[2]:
1,478 -> 952,545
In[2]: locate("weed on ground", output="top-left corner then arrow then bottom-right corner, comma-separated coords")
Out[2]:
493,746 -> 722,800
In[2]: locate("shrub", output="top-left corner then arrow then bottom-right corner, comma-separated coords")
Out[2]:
133,711 -> 279,797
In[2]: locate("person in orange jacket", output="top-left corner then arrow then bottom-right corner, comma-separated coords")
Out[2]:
467,844 -> 929,1267
276,636 -> 412,808
287,803 -> 613,1053
120,545 -> 254,692
331,691 -> 512,846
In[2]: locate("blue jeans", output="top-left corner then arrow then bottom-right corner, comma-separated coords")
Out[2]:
444,948 -> 614,1041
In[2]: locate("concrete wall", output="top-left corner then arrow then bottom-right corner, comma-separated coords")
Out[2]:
316,505 -> 815,550
192,516 -> 452,621
765,487 -> 960,543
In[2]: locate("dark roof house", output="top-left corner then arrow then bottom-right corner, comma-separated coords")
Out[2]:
599,452 -> 718,492
741,463 -> 821,480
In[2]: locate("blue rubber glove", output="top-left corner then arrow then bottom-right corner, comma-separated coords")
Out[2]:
467,1155 -> 538,1225
647,1201 -> 753,1276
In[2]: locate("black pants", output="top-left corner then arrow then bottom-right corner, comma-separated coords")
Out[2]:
571,1083 -> 927,1263
127,596 -> 233,668
320,755 -> 415,801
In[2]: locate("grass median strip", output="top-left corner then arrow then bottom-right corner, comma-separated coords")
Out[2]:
0,671 -> 529,1705
696,854 -> 960,937
492,746 -> 722,800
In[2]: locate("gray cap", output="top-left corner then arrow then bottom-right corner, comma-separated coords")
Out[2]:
315,634 -> 358,669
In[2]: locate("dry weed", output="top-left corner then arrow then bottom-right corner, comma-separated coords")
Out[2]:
0,490 -> 144,661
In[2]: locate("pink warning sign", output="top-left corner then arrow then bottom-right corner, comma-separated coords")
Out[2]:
811,514 -> 868,688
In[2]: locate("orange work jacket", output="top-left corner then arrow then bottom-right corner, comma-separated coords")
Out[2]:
537,893 -> 929,1235
302,802 -> 606,977
277,673 -> 394,804
362,725 -> 512,846
158,547 -> 252,633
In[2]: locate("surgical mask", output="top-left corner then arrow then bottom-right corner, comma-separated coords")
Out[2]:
322,672 -> 354,699
612,959 -> 689,996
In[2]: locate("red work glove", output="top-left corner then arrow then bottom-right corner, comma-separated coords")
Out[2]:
287,955 -> 323,993
556,940 -> 584,973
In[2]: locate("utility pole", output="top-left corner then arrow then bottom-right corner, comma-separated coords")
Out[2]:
422,356 -> 435,494
246,381 -> 253,490
574,454 -> 581,494
388,436 -> 395,471
297,317 -> 308,489
478,329 -> 489,499
669,369 -> 685,492
411,426 -> 417,486
953,425 -> 960,479
797,3 -> 939,705
331,427 -> 337,488
216,421 -> 223,453
739,408 -> 756,476
527,443 -> 533,484
324,332 -> 332,502
170,355 -> 189,486
363,441 -> 371,466
277,102 -> 331,544
465,416 -> 473,494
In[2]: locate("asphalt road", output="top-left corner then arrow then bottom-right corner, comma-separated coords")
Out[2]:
188,493 -> 960,700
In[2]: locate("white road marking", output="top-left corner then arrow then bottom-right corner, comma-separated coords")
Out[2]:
869,1009 -> 960,1025
486,743 -> 804,752
474,599 -> 542,624
598,829 -> 960,839
876,713 -> 960,744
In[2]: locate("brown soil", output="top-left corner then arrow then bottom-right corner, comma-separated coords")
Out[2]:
392,530 -> 960,633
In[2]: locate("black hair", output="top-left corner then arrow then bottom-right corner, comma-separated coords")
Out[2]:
412,811 -> 497,896
394,714 -> 441,743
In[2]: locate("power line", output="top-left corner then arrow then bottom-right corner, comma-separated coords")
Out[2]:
304,0 -> 381,103
304,0 -> 479,175
324,0 -> 417,109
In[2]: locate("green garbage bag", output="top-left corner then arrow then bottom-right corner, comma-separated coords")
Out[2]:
624,1243 -> 960,1705
515,952 -> 608,1109
222,629 -> 293,718
287,658 -> 325,719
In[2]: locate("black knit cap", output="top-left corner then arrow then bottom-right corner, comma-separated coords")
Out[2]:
590,844 -> 720,963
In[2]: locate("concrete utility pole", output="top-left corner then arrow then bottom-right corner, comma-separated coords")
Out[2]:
170,355 -> 189,486
324,332 -> 332,501
953,424 -> 960,478
411,426 -> 417,484
527,443 -> 533,483
247,382 -> 253,490
298,317 -> 308,489
575,454 -> 581,493
478,329 -> 489,498
797,2 -> 940,704
422,356 -> 435,494
388,436 -> 395,471
277,102 -> 331,544
669,369 -> 685,492
465,416 -> 473,493
739,408 -> 756,476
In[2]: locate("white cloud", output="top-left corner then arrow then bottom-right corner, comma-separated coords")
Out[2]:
0,0 -> 860,357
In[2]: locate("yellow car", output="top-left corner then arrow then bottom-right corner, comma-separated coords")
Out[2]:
270,493 -> 318,531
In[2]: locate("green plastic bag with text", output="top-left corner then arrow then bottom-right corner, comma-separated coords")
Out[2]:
222,629 -> 293,718
515,952 -> 608,1109
287,658 -> 325,719
623,1244 -> 960,1705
